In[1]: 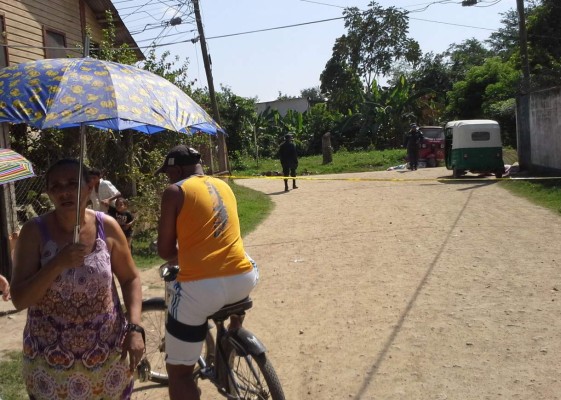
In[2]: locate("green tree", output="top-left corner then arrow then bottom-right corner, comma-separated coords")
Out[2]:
300,86 -> 324,103
320,55 -> 363,114
487,9 -> 521,60
339,2 -> 421,87
141,48 -> 194,93
390,52 -> 452,125
215,86 -> 257,155
446,57 -> 519,145
526,0 -> 561,89
89,11 -> 137,65
446,38 -> 492,83
303,103 -> 342,154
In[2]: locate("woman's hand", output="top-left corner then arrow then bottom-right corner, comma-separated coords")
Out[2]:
0,275 -> 10,301
122,330 -> 145,372
56,243 -> 89,270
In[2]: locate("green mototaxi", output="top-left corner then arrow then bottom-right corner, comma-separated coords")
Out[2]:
444,119 -> 505,179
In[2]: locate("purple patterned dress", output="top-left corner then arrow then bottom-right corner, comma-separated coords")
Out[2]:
22,212 -> 133,400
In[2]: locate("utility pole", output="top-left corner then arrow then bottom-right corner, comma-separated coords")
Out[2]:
192,0 -> 229,173
516,0 -> 531,93
516,0 -> 531,171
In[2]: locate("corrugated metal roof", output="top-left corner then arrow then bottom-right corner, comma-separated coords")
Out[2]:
84,0 -> 144,60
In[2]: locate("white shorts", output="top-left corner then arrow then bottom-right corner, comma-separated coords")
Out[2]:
165,265 -> 259,366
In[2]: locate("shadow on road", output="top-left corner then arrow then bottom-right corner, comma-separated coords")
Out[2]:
353,190 -> 475,399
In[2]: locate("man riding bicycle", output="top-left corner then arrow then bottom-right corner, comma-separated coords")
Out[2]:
156,145 -> 259,400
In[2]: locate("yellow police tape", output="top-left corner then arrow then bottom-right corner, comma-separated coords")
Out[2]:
220,175 -> 561,182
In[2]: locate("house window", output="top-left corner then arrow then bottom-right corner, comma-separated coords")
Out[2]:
0,15 -> 7,67
44,28 -> 67,58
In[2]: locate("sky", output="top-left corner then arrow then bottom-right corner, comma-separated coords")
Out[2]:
113,0 -> 516,102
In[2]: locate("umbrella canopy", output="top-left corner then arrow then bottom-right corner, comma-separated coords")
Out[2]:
0,148 -> 35,185
0,57 -> 223,135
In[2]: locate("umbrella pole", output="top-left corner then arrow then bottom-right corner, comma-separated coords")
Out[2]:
73,124 -> 86,243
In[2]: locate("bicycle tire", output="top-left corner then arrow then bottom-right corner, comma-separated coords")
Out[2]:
140,298 -> 168,384
140,297 -> 216,385
226,349 -> 285,400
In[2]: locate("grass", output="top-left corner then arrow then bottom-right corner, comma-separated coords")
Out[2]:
231,148 -> 407,176
500,179 -> 561,215
230,180 -> 274,235
0,352 -> 26,400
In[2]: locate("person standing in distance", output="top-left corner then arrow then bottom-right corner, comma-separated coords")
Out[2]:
155,145 -> 259,400
88,168 -> 122,213
278,133 -> 299,192
403,123 -> 424,171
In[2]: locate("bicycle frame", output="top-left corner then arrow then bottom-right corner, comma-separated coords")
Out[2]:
143,262 -> 285,399
197,302 -> 268,396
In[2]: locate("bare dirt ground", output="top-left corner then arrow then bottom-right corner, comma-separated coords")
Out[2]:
2,166 -> 561,400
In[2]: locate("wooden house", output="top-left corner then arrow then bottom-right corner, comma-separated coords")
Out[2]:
0,0 -> 142,65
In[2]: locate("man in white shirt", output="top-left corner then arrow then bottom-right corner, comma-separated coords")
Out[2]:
88,168 -> 121,213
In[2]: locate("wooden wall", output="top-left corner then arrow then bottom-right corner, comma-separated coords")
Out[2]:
0,0 -> 106,64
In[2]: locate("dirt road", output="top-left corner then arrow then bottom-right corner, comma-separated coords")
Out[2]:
3,167 -> 561,399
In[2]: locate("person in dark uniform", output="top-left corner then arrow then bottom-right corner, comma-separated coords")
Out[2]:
403,123 -> 424,170
278,133 -> 299,192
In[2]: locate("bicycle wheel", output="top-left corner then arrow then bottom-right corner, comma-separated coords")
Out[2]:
226,349 -> 285,400
140,298 -> 168,384
140,298 -> 216,385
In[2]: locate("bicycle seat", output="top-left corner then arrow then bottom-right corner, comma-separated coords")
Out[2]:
210,297 -> 253,321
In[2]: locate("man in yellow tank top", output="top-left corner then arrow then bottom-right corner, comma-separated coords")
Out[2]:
156,145 -> 259,400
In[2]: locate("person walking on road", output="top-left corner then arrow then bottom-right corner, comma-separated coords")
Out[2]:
403,123 -> 424,170
279,133 -> 299,192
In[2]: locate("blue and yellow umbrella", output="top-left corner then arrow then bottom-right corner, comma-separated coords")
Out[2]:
0,57 -> 222,134
0,57 -> 223,241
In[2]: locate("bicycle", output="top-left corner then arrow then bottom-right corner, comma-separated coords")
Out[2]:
137,263 -> 285,400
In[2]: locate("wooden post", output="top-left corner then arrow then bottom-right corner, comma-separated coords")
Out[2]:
322,132 -> 333,165
193,0 -> 229,173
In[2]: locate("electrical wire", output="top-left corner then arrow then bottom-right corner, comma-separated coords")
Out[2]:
7,0 -> 555,53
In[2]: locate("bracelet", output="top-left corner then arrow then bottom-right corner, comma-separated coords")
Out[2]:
127,323 -> 146,347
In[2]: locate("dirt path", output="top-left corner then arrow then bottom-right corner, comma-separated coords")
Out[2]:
2,167 -> 561,399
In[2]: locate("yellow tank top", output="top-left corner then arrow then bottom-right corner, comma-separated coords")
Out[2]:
176,175 -> 252,282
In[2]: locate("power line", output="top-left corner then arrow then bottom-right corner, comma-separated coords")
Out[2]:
204,17 -> 345,40
7,1 -> 551,54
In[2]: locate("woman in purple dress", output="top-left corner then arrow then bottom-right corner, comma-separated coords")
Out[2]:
10,159 -> 144,400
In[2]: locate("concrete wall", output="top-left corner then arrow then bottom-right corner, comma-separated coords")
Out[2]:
256,97 -> 309,117
517,87 -> 561,172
